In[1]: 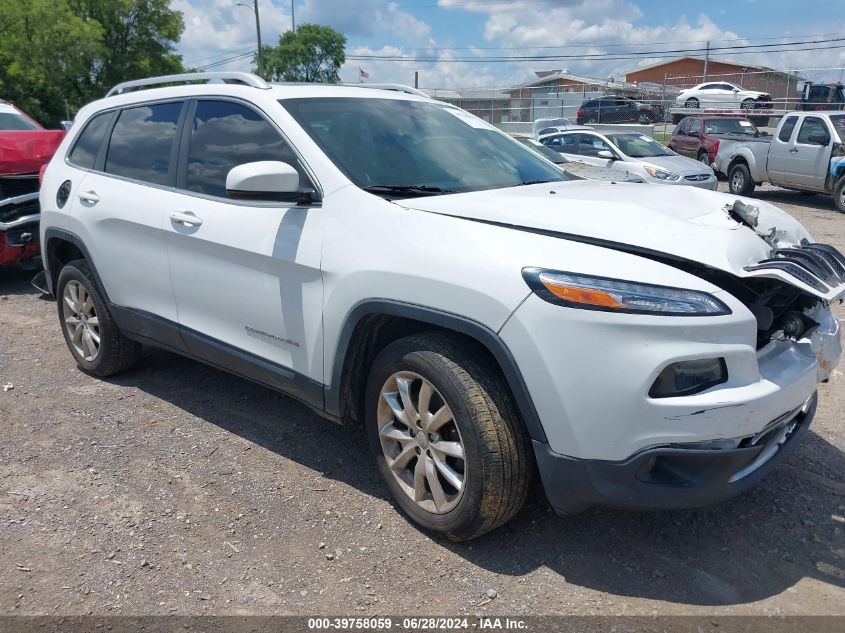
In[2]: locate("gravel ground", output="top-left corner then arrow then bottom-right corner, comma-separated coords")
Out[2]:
1,185 -> 843,617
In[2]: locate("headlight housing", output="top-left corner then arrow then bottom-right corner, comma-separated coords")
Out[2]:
523,268 -> 731,316
644,166 -> 681,181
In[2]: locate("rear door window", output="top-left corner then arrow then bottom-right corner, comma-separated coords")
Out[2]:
105,102 -> 184,185
68,111 -> 113,169
778,116 -> 798,142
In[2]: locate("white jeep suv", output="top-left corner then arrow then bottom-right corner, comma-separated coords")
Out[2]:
39,72 -> 844,540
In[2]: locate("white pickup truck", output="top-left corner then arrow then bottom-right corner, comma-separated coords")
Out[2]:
714,111 -> 845,212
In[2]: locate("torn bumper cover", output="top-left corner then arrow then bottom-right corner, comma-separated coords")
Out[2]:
535,392 -> 817,514
0,176 -> 41,265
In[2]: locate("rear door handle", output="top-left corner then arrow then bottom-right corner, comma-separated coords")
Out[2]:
169,211 -> 203,227
789,148 -> 799,153
78,191 -> 99,204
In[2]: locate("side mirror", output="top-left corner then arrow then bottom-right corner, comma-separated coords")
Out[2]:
226,161 -> 306,202
687,130 -> 699,137
597,150 -> 615,160
732,88 -> 740,92
807,133 -> 830,146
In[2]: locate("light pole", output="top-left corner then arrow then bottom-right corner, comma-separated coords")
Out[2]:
237,0 -> 263,77
291,0 -> 296,33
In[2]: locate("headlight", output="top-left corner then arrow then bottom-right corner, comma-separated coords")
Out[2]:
522,268 -> 731,316
644,166 -> 680,181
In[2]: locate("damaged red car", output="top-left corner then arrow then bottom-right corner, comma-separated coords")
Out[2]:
0,100 -> 66,269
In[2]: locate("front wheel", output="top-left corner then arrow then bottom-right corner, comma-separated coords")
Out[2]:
835,176 -> 845,213
365,333 -> 531,541
56,260 -> 142,376
728,163 -> 756,196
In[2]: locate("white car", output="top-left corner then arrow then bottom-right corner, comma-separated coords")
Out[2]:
540,129 -> 718,188
39,72 -> 843,540
676,82 -> 772,109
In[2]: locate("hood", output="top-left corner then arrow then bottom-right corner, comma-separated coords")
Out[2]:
0,130 -> 66,176
395,180 -> 841,299
639,154 -> 713,176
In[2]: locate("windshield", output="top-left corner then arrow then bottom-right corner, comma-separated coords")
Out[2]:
831,115 -> 845,140
606,133 -> 673,158
703,118 -> 758,135
0,111 -> 40,131
281,98 -> 566,195
516,137 -> 568,164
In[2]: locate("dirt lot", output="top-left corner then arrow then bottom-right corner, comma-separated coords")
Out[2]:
1,185 -> 844,618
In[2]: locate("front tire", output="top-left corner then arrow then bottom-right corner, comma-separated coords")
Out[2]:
56,260 -> 142,376
365,333 -> 531,541
835,176 -> 845,214
728,162 -> 755,196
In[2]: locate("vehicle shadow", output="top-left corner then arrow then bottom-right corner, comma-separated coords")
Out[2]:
0,267 -> 41,297
114,346 -> 845,607
753,188 -> 839,213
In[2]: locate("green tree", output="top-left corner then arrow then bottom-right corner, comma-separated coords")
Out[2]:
0,0 -> 103,126
0,0 -> 184,127
261,24 -> 346,83
68,0 -> 184,94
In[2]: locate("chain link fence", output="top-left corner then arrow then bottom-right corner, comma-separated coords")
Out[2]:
422,66 -> 845,137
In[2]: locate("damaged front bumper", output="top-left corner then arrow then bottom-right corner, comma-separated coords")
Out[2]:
535,392 -> 816,514
0,189 -> 41,266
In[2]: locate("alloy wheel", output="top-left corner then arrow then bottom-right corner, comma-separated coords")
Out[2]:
377,371 -> 466,514
62,280 -> 100,362
731,170 -> 745,192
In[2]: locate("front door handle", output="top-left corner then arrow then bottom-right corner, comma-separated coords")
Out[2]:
78,191 -> 99,204
789,148 -> 799,153
169,211 -> 203,227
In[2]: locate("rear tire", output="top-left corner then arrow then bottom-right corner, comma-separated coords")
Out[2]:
728,162 -> 755,196
56,259 -> 142,376
697,150 -> 710,165
364,333 -> 531,541
685,98 -> 699,108
835,176 -> 845,214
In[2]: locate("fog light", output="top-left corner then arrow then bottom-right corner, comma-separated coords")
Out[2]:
649,358 -> 727,398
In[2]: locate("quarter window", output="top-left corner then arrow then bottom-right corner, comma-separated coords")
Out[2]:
105,102 -> 183,185
68,111 -> 112,169
185,100 -> 305,198
778,116 -> 798,142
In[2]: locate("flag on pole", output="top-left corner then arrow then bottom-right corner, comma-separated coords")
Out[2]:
359,68 -> 369,79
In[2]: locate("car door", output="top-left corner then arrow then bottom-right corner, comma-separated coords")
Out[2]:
767,115 -> 799,185
164,98 -> 324,396
65,101 -> 185,344
790,116 -> 833,190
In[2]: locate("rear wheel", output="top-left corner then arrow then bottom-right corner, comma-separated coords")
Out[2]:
697,150 -> 710,165
365,333 -> 531,541
685,98 -> 699,108
57,260 -> 142,376
728,162 -> 755,196
835,176 -> 845,213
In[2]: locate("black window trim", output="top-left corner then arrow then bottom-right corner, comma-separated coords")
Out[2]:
65,109 -> 118,171
176,95 -> 322,206
64,95 -> 322,208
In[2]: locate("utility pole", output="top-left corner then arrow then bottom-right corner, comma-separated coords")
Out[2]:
291,0 -> 296,33
414,71 -> 418,89
703,40 -> 710,82
238,1 -> 263,77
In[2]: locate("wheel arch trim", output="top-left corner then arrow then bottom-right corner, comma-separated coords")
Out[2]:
43,228 -> 109,301
325,299 -> 548,443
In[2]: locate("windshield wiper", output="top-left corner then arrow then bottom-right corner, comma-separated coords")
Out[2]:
363,185 -> 456,197
513,179 -> 559,186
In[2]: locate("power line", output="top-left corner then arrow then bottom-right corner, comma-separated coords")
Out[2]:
347,36 -> 845,63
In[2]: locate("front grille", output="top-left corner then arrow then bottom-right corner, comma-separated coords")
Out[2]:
744,242 -> 845,296
0,192 -> 40,223
684,174 -> 711,182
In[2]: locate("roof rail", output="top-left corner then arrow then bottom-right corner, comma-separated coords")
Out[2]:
106,72 -> 270,97
341,83 -> 429,98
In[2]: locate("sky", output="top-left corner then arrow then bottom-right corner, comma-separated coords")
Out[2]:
173,0 -> 845,89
